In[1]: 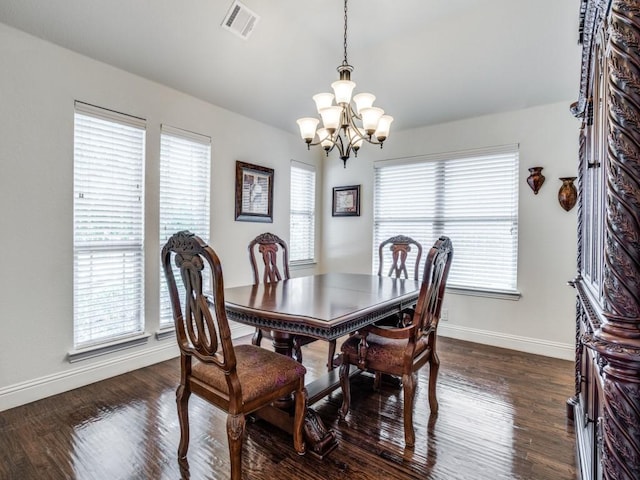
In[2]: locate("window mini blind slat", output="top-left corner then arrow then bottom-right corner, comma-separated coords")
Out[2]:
159,126 -> 211,327
73,107 -> 146,348
290,161 -> 316,263
374,163 -> 438,220
374,146 -> 519,293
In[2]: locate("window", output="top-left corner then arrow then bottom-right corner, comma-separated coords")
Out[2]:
73,102 -> 146,349
289,161 -> 316,264
373,145 -> 519,296
159,125 -> 211,328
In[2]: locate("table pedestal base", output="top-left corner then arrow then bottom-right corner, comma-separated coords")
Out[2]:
253,405 -> 338,459
303,409 -> 338,459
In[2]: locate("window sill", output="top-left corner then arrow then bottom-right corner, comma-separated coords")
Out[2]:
447,286 -> 521,301
290,260 -> 317,269
67,333 -> 151,363
155,328 -> 176,341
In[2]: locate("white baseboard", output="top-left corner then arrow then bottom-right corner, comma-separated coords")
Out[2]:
439,323 -> 574,361
1,324 -> 572,413
231,323 -> 255,339
0,342 -> 180,412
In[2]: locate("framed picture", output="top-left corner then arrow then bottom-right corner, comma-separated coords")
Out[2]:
235,161 -> 274,222
332,185 -> 361,217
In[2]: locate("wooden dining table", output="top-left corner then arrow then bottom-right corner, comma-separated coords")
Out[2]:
223,272 -> 421,458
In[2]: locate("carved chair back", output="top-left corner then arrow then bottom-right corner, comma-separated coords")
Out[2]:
161,230 -> 237,376
247,232 -> 338,370
376,235 -> 423,327
378,235 -> 423,281
412,236 -> 453,338
248,232 -> 290,284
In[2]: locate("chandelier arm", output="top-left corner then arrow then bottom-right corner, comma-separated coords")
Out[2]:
364,137 -> 384,146
335,129 -> 347,157
335,130 -> 351,168
343,104 -> 363,136
343,104 -> 384,146
345,103 -> 361,123
306,135 -> 337,154
305,126 -> 348,156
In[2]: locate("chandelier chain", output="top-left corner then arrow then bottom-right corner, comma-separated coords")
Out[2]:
342,0 -> 349,66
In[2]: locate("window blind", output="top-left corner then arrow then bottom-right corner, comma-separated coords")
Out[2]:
159,125 -> 211,327
290,161 -> 316,264
73,102 -> 146,348
373,145 -> 519,293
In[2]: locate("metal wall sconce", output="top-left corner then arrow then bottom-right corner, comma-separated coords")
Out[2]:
527,167 -> 545,194
558,177 -> 578,211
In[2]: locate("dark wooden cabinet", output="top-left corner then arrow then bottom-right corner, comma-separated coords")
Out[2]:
569,1 -> 640,479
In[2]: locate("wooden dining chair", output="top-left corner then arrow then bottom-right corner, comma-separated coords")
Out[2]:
162,231 -> 307,479
339,236 -> 453,447
248,232 -> 337,370
377,235 -> 423,327
378,234 -> 423,281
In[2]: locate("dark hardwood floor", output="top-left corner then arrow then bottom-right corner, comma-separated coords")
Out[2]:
0,337 -> 576,479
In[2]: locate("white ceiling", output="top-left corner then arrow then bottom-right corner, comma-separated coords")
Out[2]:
0,0 -> 582,134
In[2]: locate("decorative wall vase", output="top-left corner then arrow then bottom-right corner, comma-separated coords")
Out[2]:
558,177 -> 578,211
527,167 -> 545,194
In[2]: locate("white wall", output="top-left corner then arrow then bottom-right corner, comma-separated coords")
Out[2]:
0,23 -> 320,410
0,21 -> 579,411
321,102 -> 579,360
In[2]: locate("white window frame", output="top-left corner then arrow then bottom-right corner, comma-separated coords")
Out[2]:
70,102 -> 147,361
289,160 -> 316,265
373,144 -> 520,299
158,125 -> 211,333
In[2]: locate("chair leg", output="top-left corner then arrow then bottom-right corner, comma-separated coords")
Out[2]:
373,371 -> 382,391
227,413 -> 246,480
339,361 -> 351,418
293,385 -> 308,455
252,327 -> 263,346
293,337 -> 304,363
428,351 -> 440,413
402,373 -> 417,447
176,384 -> 191,459
327,340 -> 337,371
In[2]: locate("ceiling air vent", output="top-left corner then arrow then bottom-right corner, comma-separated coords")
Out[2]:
221,1 -> 259,40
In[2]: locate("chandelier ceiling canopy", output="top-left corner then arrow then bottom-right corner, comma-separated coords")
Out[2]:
296,0 -> 393,168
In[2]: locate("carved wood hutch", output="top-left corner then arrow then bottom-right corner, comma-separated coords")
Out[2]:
569,1 -> 640,479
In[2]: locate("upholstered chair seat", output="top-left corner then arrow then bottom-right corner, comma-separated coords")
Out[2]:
341,330 -> 430,372
191,344 -> 307,404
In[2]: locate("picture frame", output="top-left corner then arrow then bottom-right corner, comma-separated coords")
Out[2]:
332,184 -> 361,217
235,161 -> 274,223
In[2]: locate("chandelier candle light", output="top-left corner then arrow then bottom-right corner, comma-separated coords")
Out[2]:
296,0 -> 393,168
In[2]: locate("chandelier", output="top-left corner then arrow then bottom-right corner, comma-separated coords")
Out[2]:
296,0 -> 393,168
